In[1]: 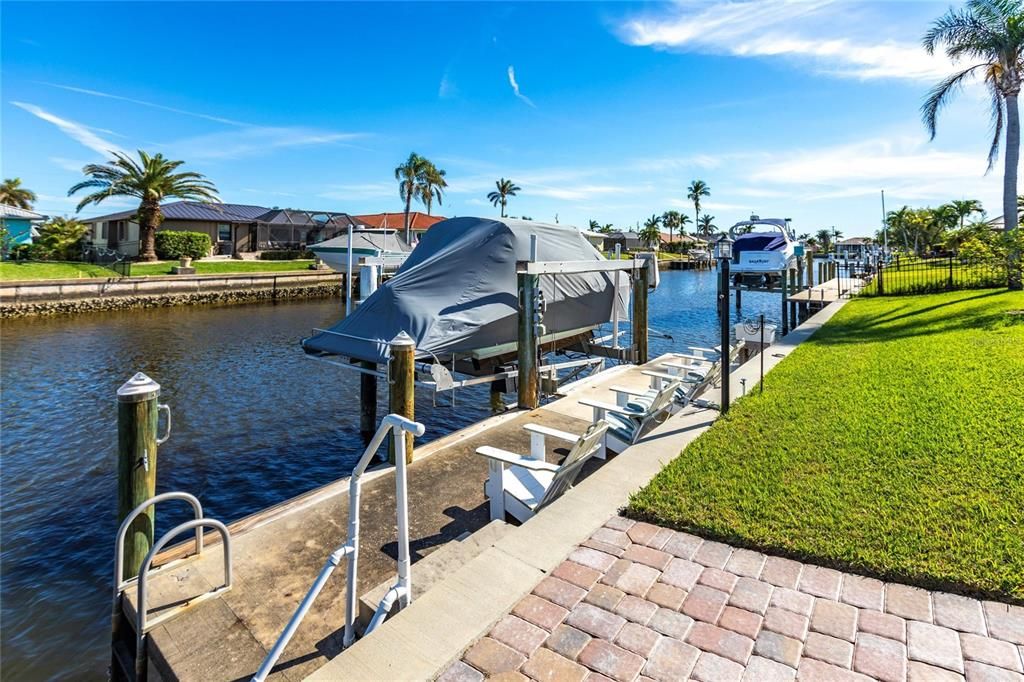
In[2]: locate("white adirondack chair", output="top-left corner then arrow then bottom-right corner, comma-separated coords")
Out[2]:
477,420 -> 610,523
578,379 -> 681,454
643,362 -> 722,410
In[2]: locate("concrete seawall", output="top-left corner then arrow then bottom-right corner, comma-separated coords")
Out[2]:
0,270 -> 344,318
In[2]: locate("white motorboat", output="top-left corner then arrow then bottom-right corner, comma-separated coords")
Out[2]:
727,216 -> 801,284
307,228 -> 412,273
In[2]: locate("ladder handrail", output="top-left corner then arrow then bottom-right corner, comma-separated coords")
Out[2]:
113,491 -> 204,594
252,413 -> 424,682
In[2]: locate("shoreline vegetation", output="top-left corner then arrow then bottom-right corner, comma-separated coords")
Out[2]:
0,259 -> 320,281
627,289 -> 1024,602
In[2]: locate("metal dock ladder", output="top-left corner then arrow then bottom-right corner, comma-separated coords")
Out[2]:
110,492 -> 233,682
253,413 -> 425,682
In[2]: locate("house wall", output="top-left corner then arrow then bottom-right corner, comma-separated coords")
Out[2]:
2,218 -> 35,245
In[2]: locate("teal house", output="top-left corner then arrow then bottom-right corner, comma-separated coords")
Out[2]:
1,204 -> 45,247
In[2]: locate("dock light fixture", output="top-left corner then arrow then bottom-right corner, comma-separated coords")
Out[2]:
715,236 -> 734,414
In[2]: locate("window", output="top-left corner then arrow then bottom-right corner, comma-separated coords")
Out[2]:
218,224 -> 231,241
100,222 -> 108,239
118,221 -> 127,240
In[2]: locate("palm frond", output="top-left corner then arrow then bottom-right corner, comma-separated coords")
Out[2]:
921,64 -> 988,137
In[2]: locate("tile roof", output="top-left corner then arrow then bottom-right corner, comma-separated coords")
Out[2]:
354,212 -> 446,230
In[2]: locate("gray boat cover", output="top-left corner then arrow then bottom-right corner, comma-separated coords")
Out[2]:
302,217 -> 628,363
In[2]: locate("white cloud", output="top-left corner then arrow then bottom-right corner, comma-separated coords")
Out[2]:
39,82 -> 249,126
507,66 -> 536,108
11,101 -> 122,156
617,0 -> 954,81
439,67 -> 457,99
50,157 -> 90,172
166,126 -> 366,161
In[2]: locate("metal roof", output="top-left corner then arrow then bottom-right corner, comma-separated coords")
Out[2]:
0,204 -> 46,220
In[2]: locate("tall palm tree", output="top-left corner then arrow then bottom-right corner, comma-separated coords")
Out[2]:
487,178 -> 520,218
0,178 -> 37,209
948,199 -> 985,229
922,0 -> 1024,288
661,210 -> 682,245
697,213 -> 716,238
686,180 -> 710,232
589,219 -> 601,231
395,152 -> 430,242
418,162 -> 448,216
69,150 -> 218,262
640,214 -> 662,248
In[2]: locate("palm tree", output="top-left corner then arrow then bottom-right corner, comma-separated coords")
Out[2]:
69,150 -> 218,262
601,223 -> 614,234
418,162 -> 448,216
697,213 -> 716,238
589,219 -> 601,231
922,0 -> 1024,288
887,206 -> 914,251
395,152 -> 430,242
487,178 -> 520,218
686,180 -> 710,231
661,210 -> 682,245
640,214 -> 662,248
815,228 -> 833,252
948,199 -> 985,229
0,178 -> 37,209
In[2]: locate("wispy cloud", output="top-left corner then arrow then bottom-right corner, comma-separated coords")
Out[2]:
38,82 -> 250,126
617,0 -> 953,81
507,66 -> 535,107
49,157 -> 90,172
439,66 -> 457,99
168,127 -> 366,161
11,101 -> 122,156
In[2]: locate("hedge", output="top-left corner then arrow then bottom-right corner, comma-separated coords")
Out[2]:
155,231 -> 212,260
259,249 -> 314,260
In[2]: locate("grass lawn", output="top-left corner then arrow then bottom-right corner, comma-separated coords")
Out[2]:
628,289 -> 1024,601
0,259 -> 320,280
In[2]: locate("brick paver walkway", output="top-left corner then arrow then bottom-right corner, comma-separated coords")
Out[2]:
440,516 -> 1024,682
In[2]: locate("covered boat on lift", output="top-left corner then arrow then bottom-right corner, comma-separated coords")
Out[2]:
728,216 -> 801,285
302,217 -> 630,369
307,228 -> 412,273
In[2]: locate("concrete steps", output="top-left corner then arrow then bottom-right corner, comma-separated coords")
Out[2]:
357,519 -> 512,631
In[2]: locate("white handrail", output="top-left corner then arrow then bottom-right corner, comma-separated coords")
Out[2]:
252,413 -> 425,682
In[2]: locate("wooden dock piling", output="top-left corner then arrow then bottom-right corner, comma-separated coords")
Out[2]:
517,270 -> 540,409
116,373 -> 163,581
359,361 -> 377,442
388,333 -> 415,464
632,265 -> 650,364
780,269 -> 789,335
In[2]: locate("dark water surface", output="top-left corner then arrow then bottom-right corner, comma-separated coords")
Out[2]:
0,269 -> 783,679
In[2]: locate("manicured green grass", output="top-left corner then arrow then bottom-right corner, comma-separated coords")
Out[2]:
0,259 -> 320,280
628,289 -> 1024,601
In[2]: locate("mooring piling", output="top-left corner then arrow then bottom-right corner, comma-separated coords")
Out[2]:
517,240 -> 541,410
780,268 -> 789,335
360,361 -> 378,442
388,333 -> 416,464
116,373 -> 168,581
632,264 -> 650,364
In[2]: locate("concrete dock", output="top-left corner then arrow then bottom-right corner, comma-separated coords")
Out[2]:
787,276 -> 864,305
123,359 -> 671,681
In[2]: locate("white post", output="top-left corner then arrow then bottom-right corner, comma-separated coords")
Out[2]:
612,244 -> 622,349
346,226 -> 355,316
394,424 -> 411,609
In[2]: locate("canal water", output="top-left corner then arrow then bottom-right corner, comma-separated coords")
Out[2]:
0,269 -> 784,679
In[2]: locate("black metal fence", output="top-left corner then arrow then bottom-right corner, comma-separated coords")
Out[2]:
82,244 -> 132,277
859,255 -> 1009,296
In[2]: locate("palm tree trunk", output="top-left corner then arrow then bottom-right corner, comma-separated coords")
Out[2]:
138,200 -> 161,262
1004,92 -> 1022,289
501,197 -> 506,218
403,186 -> 412,244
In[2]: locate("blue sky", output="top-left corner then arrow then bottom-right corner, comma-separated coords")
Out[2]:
1,1 -> 1006,237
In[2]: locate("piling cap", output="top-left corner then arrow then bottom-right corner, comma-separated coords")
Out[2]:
389,331 -> 415,348
117,372 -> 161,402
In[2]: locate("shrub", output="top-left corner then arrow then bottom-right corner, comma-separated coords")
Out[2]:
154,231 -> 211,260
34,217 -> 89,260
259,249 -> 313,260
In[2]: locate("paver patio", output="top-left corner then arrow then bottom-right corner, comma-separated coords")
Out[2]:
440,516 -> 1024,682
